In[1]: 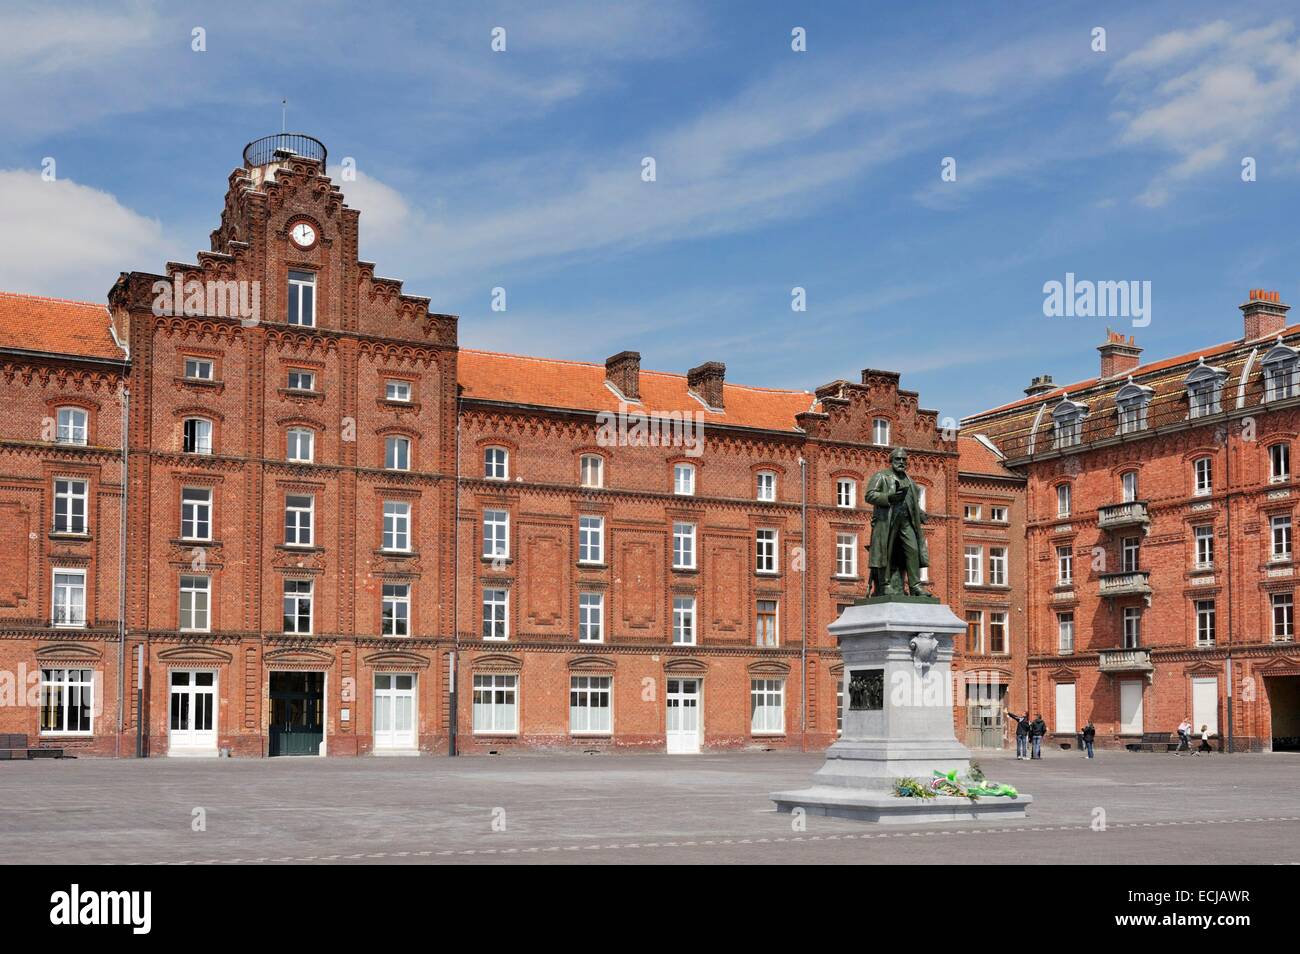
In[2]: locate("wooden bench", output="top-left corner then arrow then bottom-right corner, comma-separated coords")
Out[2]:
1125,731 -> 1175,753
0,733 -> 64,760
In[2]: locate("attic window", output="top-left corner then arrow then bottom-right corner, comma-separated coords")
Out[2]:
1185,358 -> 1227,419
1262,338 -> 1300,402
1051,397 -> 1087,450
1115,379 -> 1153,435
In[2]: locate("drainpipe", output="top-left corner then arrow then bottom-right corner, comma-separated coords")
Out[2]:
800,456 -> 808,752
116,384 -> 129,757
449,390 -> 461,756
1224,426 -> 1235,753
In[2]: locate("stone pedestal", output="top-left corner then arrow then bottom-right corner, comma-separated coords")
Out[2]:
771,599 -> 1032,823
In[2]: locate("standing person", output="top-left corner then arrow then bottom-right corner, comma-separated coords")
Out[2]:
1196,724 -> 1213,755
1007,711 -> 1031,760
1030,712 -> 1047,760
1082,720 -> 1096,759
1175,718 -> 1192,755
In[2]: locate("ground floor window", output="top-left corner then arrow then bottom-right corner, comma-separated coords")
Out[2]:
40,668 -> 93,735
569,675 -> 612,735
472,673 -> 518,733
750,678 -> 784,734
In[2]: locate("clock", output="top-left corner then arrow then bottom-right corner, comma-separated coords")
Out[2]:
290,221 -> 317,248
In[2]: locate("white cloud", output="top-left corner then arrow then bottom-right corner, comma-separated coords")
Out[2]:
0,170 -> 168,300
1110,18 -> 1300,206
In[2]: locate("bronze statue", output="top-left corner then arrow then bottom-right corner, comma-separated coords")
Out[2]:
865,447 -> 932,598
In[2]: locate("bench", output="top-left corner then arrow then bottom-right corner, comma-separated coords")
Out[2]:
1125,731 -> 1175,753
0,733 -> 64,760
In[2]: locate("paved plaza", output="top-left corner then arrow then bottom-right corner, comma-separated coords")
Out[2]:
2,749 -> 1298,865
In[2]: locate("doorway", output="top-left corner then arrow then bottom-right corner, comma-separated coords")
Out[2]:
965,681 -> 1006,749
169,669 -> 217,754
1266,675 -> 1300,751
373,673 -> 417,752
269,671 -> 325,756
665,678 -> 701,754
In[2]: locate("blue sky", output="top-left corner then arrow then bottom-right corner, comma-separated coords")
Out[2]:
4,1 -> 1300,420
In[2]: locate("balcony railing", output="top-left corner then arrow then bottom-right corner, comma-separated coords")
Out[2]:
1098,647 -> 1154,673
1099,570 -> 1152,598
1097,501 -> 1150,531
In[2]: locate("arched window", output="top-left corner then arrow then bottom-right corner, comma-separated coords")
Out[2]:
55,407 -> 88,445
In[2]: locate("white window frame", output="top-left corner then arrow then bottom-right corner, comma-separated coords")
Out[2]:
1056,483 -> 1072,517
484,446 -> 509,480
750,678 -> 785,734
482,587 -> 509,640
1121,536 -> 1140,574
672,596 -> 696,645
385,435 -> 411,471
578,592 -> 604,643
287,369 -> 315,391
472,673 -> 518,734
871,418 -> 891,446
1121,471 -> 1138,503
1195,600 -> 1216,646
966,610 -> 984,655
964,546 -> 983,586
55,407 -> 88,445
755,528 -> 779,574
39,668 -> 94,736
990,505 -> 1008,523
52,569 -> 86,628
989,547 -> 1007,586
1056,545 -> 1072,585
1273,593 -> 1295,642
578,515 -> 604,565
287,270 -> 316,327
53,478 -> 88,535
1123,607 -> 1141,648
569,675 -> 612,736
988,611 -> 1008,654
385,379 -> 412,402
756,471 -> 776,502
836,478 -> 856,509
964,504 -> 982,521
184,357 -> 214,381
286,427 -> 314,464
1057,611 -> 1074,654
1194,525 -> 1214,569
1271,443 -> 1291,483
183,417 -> 213,455
673,521 -> 696,569
673,463 -> 695,496
1273,514 -> 1293,560
180,487 -> 212,541
835,533 -> 858,578
179,574 -> 210,632
1194,457 -> 1212,496
382,582 -> 410,637
282,579 -> 313,634
284,494 -> 315,547
382,500 -> 411,552
580,454 -> 604,489
483,509 -> 509,560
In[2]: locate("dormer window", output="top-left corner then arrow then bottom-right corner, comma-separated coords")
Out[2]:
1262,337 -> 1300,402
1115,379 -> 1153,435
287,270 -> 316,327
1051,396 -> 1087,450
1185,358 -> 1227,419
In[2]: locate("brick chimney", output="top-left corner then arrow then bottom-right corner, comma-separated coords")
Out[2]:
1024,374 -> 1055,397
1098,328 -> 1142,378
604,350 -> 641,400
687,361 -> 726,409
1241,289 -> 1290,340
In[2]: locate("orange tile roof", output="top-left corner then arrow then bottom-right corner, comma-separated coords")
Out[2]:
0,291 -> 123,361
457,349 -> 817,432
957,434 -> 1019,477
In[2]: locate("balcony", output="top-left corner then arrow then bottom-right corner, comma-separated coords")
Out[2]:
1098,647 -> 1154,674
1097,501 -> 1150,532
1099,570 -> 1152,599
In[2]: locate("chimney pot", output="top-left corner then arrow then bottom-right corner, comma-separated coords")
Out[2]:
687,361 -> 726,409
1098,327 -> 1143,378
604,350 -> 641,401
1024,374 -> 1055,397
1242,289 -> 1290,340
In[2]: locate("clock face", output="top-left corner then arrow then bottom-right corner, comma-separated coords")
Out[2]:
290,222 -> 317,248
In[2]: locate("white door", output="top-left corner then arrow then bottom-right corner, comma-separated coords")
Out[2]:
1119,679 -> 1144,735
665,678 -> 701,754
1192,677 -> 1219,736
1054,682 -> 1076,735
169,670 -> 217,753
374,673 -> 417,751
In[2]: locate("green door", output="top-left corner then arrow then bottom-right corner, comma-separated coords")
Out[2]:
269,671 -> 324,756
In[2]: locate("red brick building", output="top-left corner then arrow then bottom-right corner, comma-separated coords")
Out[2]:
0,135 -> 972,757
964,298 -> 1300,752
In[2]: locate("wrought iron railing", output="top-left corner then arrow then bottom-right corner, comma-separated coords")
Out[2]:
242,133 -> 327,169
